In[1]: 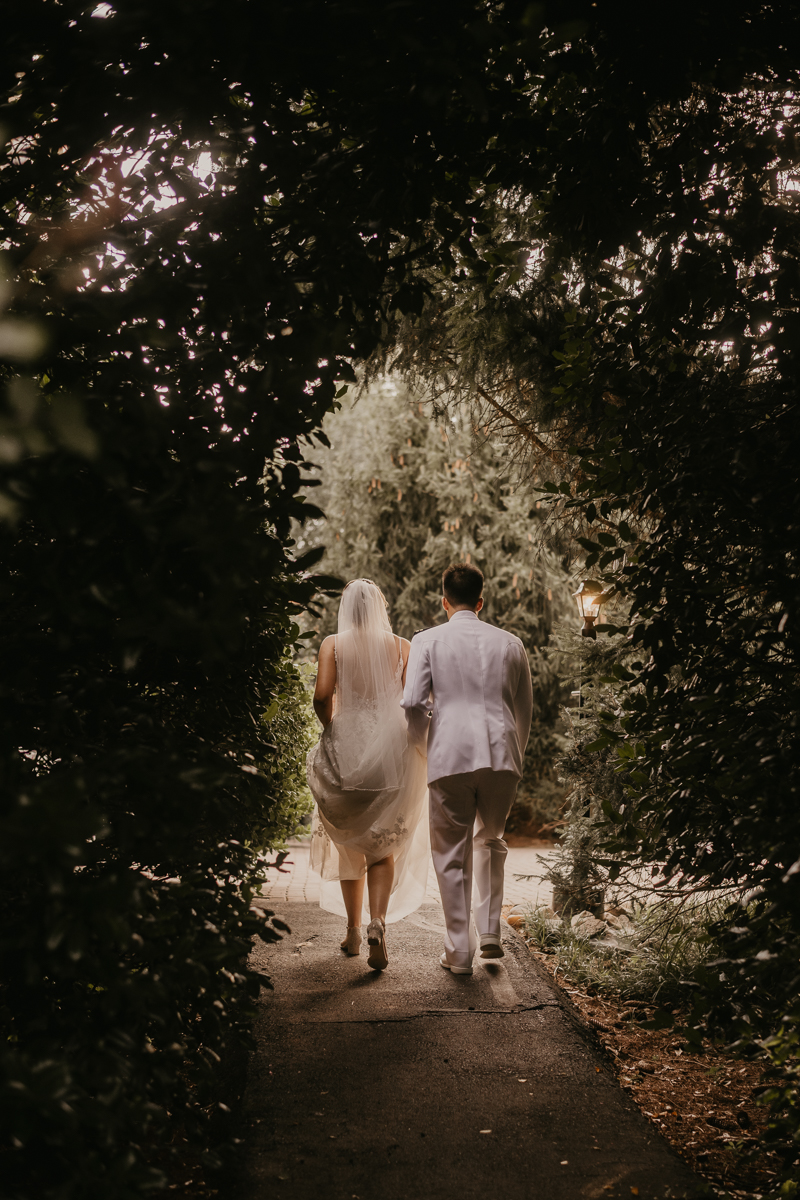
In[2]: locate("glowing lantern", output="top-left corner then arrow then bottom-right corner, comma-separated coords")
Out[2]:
572,580 -> 609,640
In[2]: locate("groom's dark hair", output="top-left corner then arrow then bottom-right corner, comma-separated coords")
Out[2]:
442,562 -> 484,608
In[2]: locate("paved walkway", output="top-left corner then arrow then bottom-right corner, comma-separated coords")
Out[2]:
236,860 -> 702,1200
260,837 -> 557,911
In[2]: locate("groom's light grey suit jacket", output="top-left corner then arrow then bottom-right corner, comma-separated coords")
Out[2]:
401,610 -> 533,784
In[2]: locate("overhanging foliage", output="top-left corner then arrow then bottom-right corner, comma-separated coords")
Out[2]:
5,0 -> 800,1192
0,1 -> 537,1194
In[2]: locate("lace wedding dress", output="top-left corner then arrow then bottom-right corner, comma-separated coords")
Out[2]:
307,582 -> 429,923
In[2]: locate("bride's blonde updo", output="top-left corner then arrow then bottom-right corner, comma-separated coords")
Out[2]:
341,579 -> 389,629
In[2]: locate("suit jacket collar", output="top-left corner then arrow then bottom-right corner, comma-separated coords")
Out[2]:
449,609 -> 479,622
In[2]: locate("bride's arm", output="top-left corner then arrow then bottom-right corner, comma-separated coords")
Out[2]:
398,636 -> 411,687
313,636 -> 337,727
401,635 -> 432,756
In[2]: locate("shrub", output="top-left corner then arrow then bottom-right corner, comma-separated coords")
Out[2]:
524,893 -> 732,1010
1,4 -> 532,1192
259,655 -> 317,846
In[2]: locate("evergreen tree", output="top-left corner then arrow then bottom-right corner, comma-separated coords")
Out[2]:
298,381 -> 570,826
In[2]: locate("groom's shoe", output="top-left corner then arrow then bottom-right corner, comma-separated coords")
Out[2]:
439,952 -> 473,976
479,936 -> 504,960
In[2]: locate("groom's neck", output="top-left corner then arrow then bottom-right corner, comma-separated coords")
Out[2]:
442,599 -> 482,620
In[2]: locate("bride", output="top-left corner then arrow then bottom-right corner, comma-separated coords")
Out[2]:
307,579 -> 429,971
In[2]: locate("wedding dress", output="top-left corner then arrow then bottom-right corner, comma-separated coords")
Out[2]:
307,581 -> 429,923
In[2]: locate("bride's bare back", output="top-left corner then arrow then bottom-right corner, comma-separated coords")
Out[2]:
313,631 -> 410,727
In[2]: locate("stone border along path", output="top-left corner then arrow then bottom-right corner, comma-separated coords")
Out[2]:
233,849 -> 703,1200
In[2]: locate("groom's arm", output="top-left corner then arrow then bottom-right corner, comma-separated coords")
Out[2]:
512,642 -> 533,753
401,636 -> 433,755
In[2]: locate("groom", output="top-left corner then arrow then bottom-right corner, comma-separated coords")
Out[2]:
402,563 -> 533,974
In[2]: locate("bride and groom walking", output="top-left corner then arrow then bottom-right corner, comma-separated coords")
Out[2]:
307,563 -> 533,974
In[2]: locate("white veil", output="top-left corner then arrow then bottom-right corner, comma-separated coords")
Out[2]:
333,579 -> 407,792
308,577 -> 430,923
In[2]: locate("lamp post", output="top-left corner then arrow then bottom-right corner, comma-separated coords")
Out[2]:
572,580 -> 608,641
556,578 -> 611,921
571,579 -> 609,718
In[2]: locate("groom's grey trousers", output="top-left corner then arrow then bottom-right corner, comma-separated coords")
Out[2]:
429,768 -> 519,969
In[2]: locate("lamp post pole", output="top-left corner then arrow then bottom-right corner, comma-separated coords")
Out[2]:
571,660 -> 584,717
571,580 -> 609,718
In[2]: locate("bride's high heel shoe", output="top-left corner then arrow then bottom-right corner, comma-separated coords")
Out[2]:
366,918 -> 388,971
341,926 -> 362,956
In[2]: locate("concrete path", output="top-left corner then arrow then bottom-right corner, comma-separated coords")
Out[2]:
237,896 -> 702,1200
259,838 -> 558,911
